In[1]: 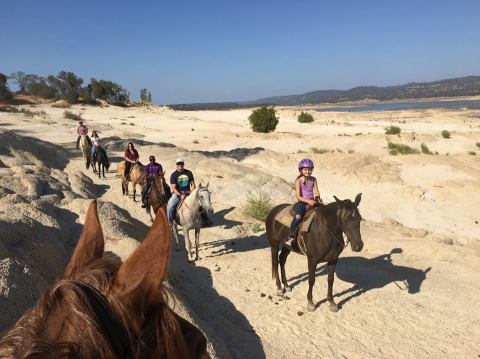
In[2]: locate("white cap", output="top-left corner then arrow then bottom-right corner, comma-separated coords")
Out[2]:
176,158 -> 184,164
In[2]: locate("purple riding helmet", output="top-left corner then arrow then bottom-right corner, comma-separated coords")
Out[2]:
298,158 -> 314,169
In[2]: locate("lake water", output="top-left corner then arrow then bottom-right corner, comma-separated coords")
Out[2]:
316,99 -> 480,112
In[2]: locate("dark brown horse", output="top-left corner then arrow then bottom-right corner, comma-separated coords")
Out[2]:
0,201 -> 209,358
266,193 -> 364,312
91,147 -> 110,178
145,175 -> 170,222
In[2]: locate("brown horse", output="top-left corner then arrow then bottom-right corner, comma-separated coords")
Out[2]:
0,201 -> 209,358
117,161 -> 146,201
91,147 -> 110,178
145,175 -> 170,222
265,194 -> 364,312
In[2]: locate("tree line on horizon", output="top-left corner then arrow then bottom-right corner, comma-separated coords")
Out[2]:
0,70 -> 153,106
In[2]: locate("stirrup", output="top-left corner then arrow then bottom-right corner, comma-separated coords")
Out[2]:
285,236 -> 295,248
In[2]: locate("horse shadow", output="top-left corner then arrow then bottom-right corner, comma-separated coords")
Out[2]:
288,248 -> 431,309
209,207 -> 243,229
202,233 -> 269,258
171,252 -> 266,358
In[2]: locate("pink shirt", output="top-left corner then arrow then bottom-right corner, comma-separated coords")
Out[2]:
77,125 -> 88,135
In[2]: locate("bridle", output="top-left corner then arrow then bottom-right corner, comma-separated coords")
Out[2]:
73,281 -> 134,358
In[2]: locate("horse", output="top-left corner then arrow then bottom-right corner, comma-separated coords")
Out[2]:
172,184 -> 214,263
79,135 -> 91,169
91,147 -> 110,178
265,193 -> 364,312
0,201 -> 209,358
117,161 -> 146,201
145,175 -> 170,222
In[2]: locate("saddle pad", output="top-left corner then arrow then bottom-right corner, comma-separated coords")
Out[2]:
275,205 -> 316,233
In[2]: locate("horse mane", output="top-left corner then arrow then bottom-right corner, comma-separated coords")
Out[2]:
184,187 -> 199,208
0,254 -> 121,358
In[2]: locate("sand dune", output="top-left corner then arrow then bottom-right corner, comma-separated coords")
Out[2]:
0,102 -> 479,357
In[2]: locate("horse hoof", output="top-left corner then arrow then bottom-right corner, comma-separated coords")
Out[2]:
284,285 -> 292,292
307,303 -> 316,312
276,289 -> 284,296
329,303 -> 339,312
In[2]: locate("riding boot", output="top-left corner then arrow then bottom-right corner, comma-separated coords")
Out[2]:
76,136 -> 80,149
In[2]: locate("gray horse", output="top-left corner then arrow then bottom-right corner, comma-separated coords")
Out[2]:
172,184 -> 214,262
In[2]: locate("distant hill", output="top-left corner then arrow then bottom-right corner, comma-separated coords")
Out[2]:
249,76 -> 480,105
169,76 -> 480,110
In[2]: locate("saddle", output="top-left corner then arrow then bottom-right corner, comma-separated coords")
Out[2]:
275,203 -> 318,233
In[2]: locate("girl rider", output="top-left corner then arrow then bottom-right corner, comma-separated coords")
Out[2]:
285,158 -> 322,248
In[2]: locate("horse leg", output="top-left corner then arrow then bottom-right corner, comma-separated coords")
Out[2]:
147,204 -> 154,223
270,240 -> 283,296
194,227 -> 200,261
279,246 -> 292,293
307,256 -> 317,312
183,227 -> 194,262
327,259 -> 339,312
172,223 -> 180,251
132,182 -> 136,201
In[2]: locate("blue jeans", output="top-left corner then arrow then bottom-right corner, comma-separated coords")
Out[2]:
167,193 -> 180,224
91,146 -> 97,158
289,202 -> 307,236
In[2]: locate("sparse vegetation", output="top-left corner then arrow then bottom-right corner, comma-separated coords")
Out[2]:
193,139 -> 199,144
244,192 -> 273,222
64,111 -> 83,121
388,142 -> 420,155
0,105 -> 46,117
297,149 -> 306,153
251,223 -> 264,233
297,111 -> 314,123
51,101 -> 71,108
348,149 -> 355,154
248,107 -> 278,133
441,130 -> 451,139
476,142 -> 480,149
385,125 -> 401,135
468,151 -> 476,155
310,147 -> 329,154
421,143 -> 433,155
355,132 -> 362,136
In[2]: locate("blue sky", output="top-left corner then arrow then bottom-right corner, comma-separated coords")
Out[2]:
1,0 -> 479,104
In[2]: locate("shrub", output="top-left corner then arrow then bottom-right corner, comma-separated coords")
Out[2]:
355,132 -> 362,136
251,223 -> 265,233
310,147 -> 330,154
297,111 -> 314,123
468,151 -> 476,155
0,105 -> 46,117
385,125 -> 401,135
244,192 -> 273,222
421,143 -> 433,155
388,142 -> 420,155
64,110 -> 83,121
140,88 -> 152,103
248,107 -> 278,133
0,73 -> 13,101
476,142 -> 480,149
441,130 -> 451,139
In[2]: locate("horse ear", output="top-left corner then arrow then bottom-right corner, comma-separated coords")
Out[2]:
333,195 -> 341,203
424,267 -> 432,274
64,200 -> 104,279
109,207 -> 171,327
354,193 -> 362,206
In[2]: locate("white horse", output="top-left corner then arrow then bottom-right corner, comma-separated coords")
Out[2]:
79,135 -> 91,169
172,184 -> 214,262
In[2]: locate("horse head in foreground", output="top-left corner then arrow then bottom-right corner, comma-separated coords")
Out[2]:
266,193 -> 363,312
0,201 -> 209,358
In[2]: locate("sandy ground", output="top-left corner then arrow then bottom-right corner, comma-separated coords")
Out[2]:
0,100 -> 479,358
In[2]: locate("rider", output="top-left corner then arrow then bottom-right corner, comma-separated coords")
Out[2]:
124,142 -> 139,179
167,158 -> 195,225
285,158 -> 322,248
76,121 -> 91,148
141,155 -> 164,208
90,130 -> 100,159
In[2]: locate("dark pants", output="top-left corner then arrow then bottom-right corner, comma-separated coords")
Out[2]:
124,162 -> 132,178
289,202 -> 307,236
142,179 -> 153,204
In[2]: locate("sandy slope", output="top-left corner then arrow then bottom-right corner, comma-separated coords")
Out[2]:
0,101 -> 479,358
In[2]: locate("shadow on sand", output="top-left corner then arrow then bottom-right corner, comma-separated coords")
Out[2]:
202,233 -> 268,258
209,206 -> 243,229
287,248 -> 431,309
194,147 -> 265,161
171,251 -> 266,358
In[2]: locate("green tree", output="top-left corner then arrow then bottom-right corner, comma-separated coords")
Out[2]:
248,107 -> 278,133
89,78 -> 129,104
0,72 -> 13,101
140,88 -> 150,103
48,71 -> 83,103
